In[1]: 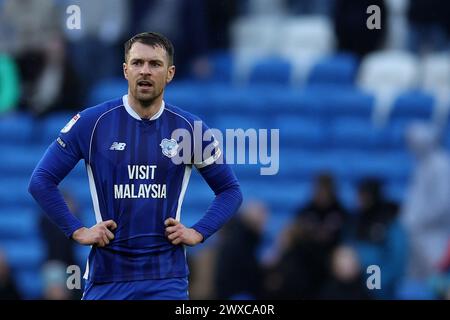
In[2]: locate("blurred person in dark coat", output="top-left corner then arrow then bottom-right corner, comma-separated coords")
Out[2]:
347,178 -> 407,299
333,0 -> 387,58
0,250 -> 21,300
407,0 -> 450,53
264,174 -> 348,299
214,201 -> 267,300
131,0 -> 208,78
319,245 -> 371,300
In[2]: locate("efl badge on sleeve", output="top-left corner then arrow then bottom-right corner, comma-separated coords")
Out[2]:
61,114 -> 80,133
160,138 -> 179,158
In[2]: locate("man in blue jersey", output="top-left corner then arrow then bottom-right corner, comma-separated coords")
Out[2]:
28,32 -> 243,300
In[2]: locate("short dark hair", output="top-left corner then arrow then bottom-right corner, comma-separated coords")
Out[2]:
124,32 -> 174,65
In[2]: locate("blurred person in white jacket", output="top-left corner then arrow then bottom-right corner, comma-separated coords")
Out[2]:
402,122 -> 450,280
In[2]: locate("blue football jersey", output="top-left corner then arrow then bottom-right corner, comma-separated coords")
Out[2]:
54,95 -> 220,283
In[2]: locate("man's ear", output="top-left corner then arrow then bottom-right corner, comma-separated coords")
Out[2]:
166,65 -> 175,84
123,62 -> 128,80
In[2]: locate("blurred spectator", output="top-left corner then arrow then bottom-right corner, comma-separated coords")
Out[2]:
347,178 -> 407,299
204,0 -> 238,51
407,0 -> 450,53
333,0 -> 387,58
187,244 -> 217,300
401,122 -> 450,280
318,245 -> 371,299
0,250 -> 21,300
214,201 -> 267,300
295,174 -> 348,249
264,174 -> 347,299
0,54 -> 20,114
131,0 -> 208,78
62,0 -> 129,94
0,0 -> 81,115
40,260 -> 72,300
428,239 -> 450,299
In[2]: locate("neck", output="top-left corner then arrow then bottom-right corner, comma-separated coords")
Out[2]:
127,91 -> 163,119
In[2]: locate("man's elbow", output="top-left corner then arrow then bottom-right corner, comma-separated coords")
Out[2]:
28,171 -> 40,197
28,169 -> 52,198
233,184 -> 244,209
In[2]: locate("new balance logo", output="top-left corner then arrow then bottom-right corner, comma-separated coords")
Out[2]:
110,142 -> 126,151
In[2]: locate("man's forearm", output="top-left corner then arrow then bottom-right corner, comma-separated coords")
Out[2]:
28,167 -> 84,239
192,163 -> 243,241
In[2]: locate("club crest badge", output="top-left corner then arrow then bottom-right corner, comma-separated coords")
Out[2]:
160,138 -> 179,158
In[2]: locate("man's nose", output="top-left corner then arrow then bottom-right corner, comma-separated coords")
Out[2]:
140,62 -> 152,75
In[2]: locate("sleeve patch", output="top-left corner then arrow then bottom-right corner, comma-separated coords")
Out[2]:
56,137 -> 66,148
61,113 -> 80,133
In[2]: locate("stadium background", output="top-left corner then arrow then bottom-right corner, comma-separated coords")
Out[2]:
1,0 -> 450,300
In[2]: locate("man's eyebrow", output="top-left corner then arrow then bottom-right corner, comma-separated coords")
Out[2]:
130,57 -> 164,63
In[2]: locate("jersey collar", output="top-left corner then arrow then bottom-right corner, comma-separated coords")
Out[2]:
122,94 -> 165,121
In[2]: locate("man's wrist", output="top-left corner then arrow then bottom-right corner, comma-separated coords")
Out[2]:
191,227 -> 204,244
71,226 -> 87,241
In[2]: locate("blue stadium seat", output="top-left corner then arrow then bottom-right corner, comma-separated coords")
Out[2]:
275,115 -> 327,148
207,85 -> 266,114
280,150 -> 351,180
0,177 -> 35,206
208,52 -> 234,83
182,173 -> 215,211
248,57 -> 292,85
345,151 -> 413,182
240,180 -> 310,212
87,78 -> 127,106
0,207 -> 38,239
230,164 -> 264,180
1,239 -> 46,269
391,90 -> 434,121
384,120 -> 410,149
213,114 -> 265,131
0,113 -> 34,144
307,53 -> 359,86
314,87 -> 375,118
79,208 -> 97,228
178,210 -> 205,231
265,88 -> 323,116
0,145 -> 46,178
189,51 -> 233,83
39,112 -> 75,144
60,175 -> 92,203
330,117 -> 386,149
165,82 -> 209,115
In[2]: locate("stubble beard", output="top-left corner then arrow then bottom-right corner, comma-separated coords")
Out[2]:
134,86 -> 163,108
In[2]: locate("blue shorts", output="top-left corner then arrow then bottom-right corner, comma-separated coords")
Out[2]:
82,277 -> 189,300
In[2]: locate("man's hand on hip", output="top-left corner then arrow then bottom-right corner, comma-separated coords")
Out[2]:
72,220 -> 117,247
164,218 -> 203,246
